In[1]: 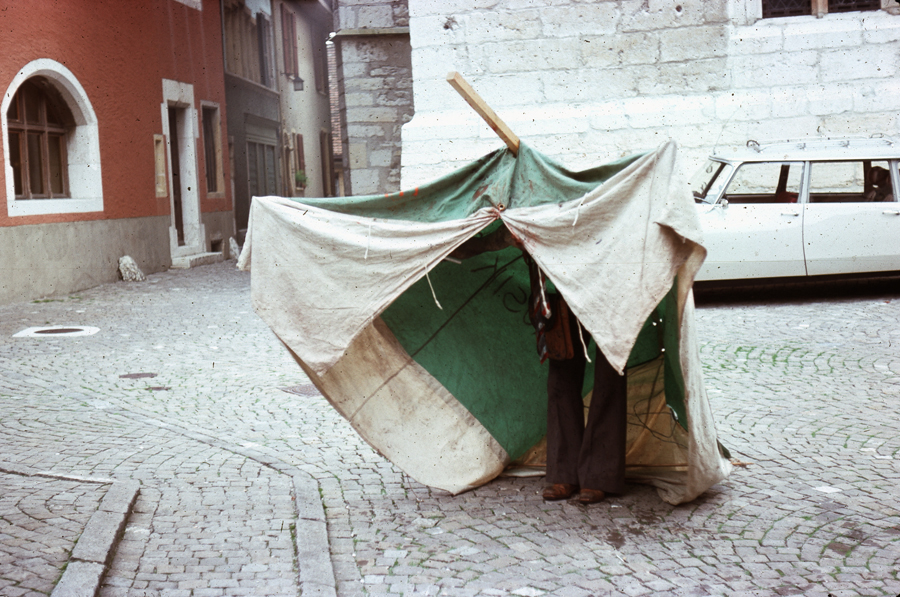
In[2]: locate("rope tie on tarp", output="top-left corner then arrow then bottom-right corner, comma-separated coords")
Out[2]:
537,268 -> 551,317
364,220 -> 373,259
426,271 -> 443,310
576,321 -> 592,363
572,195 -> 587,227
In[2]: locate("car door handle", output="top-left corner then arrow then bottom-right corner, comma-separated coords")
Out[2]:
781,212 -> 800,216
883,209 -> 900,215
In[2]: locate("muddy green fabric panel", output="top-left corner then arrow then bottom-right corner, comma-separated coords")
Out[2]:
297,149 -> 515,222
660,286 -> 687,429
625,314 -> 662,369
623,284 -> 687,430
382,245 -> 689,458
381,245 -> 548,460
291,144 -> 644,223
508,144 -> 645,210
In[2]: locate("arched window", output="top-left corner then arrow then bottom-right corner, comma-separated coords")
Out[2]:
3,59 -> 103,216
7,77 -> 75,198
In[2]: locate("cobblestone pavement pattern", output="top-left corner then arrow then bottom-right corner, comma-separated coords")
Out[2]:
0,262 -> 898,596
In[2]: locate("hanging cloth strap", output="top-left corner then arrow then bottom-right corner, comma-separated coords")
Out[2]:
524,254 -> 575,363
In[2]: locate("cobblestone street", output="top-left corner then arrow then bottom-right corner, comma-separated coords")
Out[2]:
0,261 -> 898,597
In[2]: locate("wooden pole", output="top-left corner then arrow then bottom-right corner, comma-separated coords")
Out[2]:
812,0 -> 827,17
446,71 -> 520,157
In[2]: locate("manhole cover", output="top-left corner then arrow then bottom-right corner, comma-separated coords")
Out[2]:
280,384 -> 320,397
13,326 -> 100,338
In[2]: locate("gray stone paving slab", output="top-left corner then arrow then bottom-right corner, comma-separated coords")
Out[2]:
1,263 -> 899,595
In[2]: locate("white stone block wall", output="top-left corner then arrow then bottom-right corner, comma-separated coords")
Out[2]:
401,0 -> 900,187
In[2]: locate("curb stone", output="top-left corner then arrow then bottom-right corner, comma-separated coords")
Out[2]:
294,475 -> 338,597
49,562 -> 107,597
52,478 -> 140,597
0,462 -> 139,597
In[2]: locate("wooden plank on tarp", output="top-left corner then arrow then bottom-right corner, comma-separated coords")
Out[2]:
446,71 -> 520,156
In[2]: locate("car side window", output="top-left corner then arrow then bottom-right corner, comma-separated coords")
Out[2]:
808,160 -> 894,203
723,162 -> 802,204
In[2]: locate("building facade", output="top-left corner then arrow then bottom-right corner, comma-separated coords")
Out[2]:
274,0 -> 336,200
224,0 -> 335,240
223,0 -> 284,239
0,0 -> 233,305
399,0 -> 900,186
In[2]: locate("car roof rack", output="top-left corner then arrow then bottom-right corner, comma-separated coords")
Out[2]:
710,136 -> 899,162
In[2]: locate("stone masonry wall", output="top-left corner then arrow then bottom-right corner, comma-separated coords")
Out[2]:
401,0 -> 900,186
332,0 -> 413,195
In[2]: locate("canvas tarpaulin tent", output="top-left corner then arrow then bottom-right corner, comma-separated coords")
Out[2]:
238,140 -> 732,504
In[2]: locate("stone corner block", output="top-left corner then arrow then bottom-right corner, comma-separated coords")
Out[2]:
118,255 -> 146,282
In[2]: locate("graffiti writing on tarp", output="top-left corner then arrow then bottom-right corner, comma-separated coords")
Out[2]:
468,253 -> 529,322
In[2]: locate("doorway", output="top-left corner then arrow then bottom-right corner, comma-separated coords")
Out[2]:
167,106 -> 185,246
161,79 -> 206,262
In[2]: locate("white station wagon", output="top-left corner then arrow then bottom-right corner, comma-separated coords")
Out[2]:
691,138 -> 900,282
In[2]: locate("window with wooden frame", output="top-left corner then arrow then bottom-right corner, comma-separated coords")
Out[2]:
6,77 -> 73,199
762,0 -> 881,18
223,0 -> 274,87
3,59 -> 103,217
281,4 -> 298,78
247,140 -> 278,198
201,105 -> 225,196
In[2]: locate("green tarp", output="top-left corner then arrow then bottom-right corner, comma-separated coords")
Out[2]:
239,140 -> 732,503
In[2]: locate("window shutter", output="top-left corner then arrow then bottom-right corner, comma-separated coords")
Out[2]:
290,14 -> 298,77
280,6 -> 298,77
281,5 -> 291,76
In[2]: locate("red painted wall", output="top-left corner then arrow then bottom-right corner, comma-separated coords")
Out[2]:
0,0 -> 231,227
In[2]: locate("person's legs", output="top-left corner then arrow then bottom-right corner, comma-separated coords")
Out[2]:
545,350 -> 587,486
577,347 -> 627,495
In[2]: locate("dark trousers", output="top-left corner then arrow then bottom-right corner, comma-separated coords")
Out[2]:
545,342 -> 627,493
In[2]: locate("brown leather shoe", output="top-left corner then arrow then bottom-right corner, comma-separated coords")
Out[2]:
542,483 -> 579,501
577,489 -> 606,504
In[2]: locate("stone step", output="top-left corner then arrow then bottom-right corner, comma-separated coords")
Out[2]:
170,252 -> 224,269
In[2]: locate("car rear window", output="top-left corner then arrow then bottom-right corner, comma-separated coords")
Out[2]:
808,160 -> 894,203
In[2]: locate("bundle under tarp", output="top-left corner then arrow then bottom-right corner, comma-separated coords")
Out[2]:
239,140 -> 732,504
